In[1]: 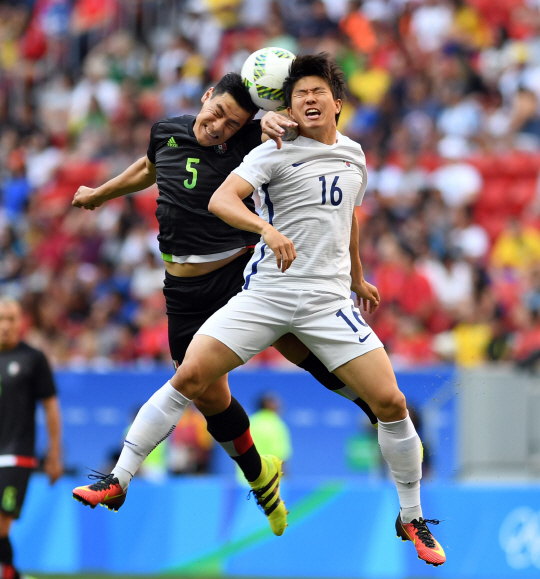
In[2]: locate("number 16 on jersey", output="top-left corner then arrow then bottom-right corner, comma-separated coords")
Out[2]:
319,176 -> 342,206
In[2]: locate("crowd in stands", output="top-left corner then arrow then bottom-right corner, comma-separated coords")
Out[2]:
2,0 -> 540,370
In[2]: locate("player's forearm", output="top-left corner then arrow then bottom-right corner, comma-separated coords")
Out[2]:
350,211 -> 364,283
43,397 -> 62,457
94,157 -> 156,203
209,178 -> 269,236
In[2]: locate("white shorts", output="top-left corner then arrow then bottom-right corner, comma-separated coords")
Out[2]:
196,288 -> 384,372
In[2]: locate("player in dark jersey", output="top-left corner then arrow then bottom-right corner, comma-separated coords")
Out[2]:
0,298 -> 62,579
71,73 -> 376,534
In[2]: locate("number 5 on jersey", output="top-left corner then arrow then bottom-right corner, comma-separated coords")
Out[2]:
184,158 -> 200,189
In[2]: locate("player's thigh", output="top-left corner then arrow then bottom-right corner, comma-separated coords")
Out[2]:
164,255 -> 251,367
0,511 -> 14,536
273,333 -> 310,365
192,374 -> 232,416
0,467 -> 32,522
332,348 -> 407,422
195,290 -> 292,366
171,334 -> 243,399
293,294 -> 383,372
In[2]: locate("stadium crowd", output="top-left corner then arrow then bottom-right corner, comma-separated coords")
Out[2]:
1,0 -> 540,370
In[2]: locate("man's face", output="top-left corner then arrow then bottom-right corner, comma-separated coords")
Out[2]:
287,76 -> 341,134
0,301 -> 22,350
193,88 -> 252,146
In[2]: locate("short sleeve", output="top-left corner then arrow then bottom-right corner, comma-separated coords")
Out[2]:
32,350 -> 56,400
146,123 -> 159,164
233,140 -> 282,190
355,165 -> 368,206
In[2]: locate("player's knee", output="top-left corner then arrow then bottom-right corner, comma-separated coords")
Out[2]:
375,389 -> 407,422
172,361 -> 208,400
0,512 -> 14,536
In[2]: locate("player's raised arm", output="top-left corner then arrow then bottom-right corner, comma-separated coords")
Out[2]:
209,173 -> 296,272
260,111 -> 298,150
72,156 -> 156,210
350,211 -> 380,314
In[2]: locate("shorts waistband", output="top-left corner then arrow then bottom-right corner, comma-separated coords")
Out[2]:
0,455 -> 38,468
164,251 -> 251,285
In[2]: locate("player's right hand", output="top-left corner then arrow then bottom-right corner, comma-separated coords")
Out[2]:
72,186 -> 101,210
261,111 -> 299,150
262,225 -> 296,272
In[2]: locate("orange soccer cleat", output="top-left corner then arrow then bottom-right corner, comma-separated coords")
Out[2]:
396,513 -> 446,566
73,472 -> 127,512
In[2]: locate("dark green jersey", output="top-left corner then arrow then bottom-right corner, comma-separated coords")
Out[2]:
147,115 -> 262,257
0,342 -> 56,457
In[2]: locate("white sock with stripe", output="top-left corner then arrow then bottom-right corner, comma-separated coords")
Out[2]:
112,381 -> 190,489
378,411 -> 423,523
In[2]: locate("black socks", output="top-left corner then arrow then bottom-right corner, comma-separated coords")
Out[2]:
205,397 -> 263,482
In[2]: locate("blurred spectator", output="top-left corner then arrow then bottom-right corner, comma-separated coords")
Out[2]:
430,136 -> 483,207
491,218 -> 540,270
168,405 -> 214,474
450,205 -> 490,260
0,0 -> 539,370
249,393 -> 292,472
345,416 -> 381,474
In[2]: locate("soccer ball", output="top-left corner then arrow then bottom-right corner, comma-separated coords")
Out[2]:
241,47 -> 296,112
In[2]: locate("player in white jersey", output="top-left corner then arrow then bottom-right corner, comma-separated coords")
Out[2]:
100,54 -> 446,566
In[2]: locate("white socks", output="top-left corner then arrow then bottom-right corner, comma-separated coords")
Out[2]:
378,412 -> 423,523
112,381 -> 190,489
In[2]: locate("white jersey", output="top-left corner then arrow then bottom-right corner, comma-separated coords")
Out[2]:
233,132 -> 367,298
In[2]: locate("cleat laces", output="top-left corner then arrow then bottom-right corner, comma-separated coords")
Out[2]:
86,469 -> 119,492
412,519 -> 441,548
247,489 -> 266,513
247,481 -> 280,515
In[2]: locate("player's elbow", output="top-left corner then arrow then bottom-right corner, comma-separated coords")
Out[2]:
208,192 -> 225,217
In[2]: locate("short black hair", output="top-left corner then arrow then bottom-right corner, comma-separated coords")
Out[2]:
212,72 -> 259,116
283,53 -> 346,123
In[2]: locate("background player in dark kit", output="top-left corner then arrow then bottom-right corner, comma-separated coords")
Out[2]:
0,298 -> 62,579
71,73 -> 376,502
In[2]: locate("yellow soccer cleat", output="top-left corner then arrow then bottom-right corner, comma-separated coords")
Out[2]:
248,455 -> 288,536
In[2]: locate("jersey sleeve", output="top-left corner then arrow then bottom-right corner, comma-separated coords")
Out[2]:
233,141 -> 281,190
355,165 -> 368,206
32,350 -> 56,400
146,122 -> 159,164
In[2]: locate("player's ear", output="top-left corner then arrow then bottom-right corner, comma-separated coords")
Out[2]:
287,107 -> 297,123
201,87 -> 214,104
335,99 -> 342,115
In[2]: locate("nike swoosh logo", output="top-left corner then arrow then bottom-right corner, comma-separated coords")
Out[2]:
431,543 -> 445,556
104,492 -> 124,500
292,162 -> 305,167
124,440 -> 138,447
359,333 -> 372,343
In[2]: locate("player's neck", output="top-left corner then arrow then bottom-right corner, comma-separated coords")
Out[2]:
299,125 -> 337,145
0,341 -> 18,352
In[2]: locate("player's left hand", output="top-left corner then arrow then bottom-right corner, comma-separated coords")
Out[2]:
352,278 -> 380,314
261,112 -> 298,150
44,452 -> 63,484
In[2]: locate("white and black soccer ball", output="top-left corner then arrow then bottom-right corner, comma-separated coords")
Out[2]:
241,47 -> 296,112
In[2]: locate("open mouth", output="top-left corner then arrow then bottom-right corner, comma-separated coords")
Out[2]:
204,125 -> 218,139
305,108 -> 321,119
